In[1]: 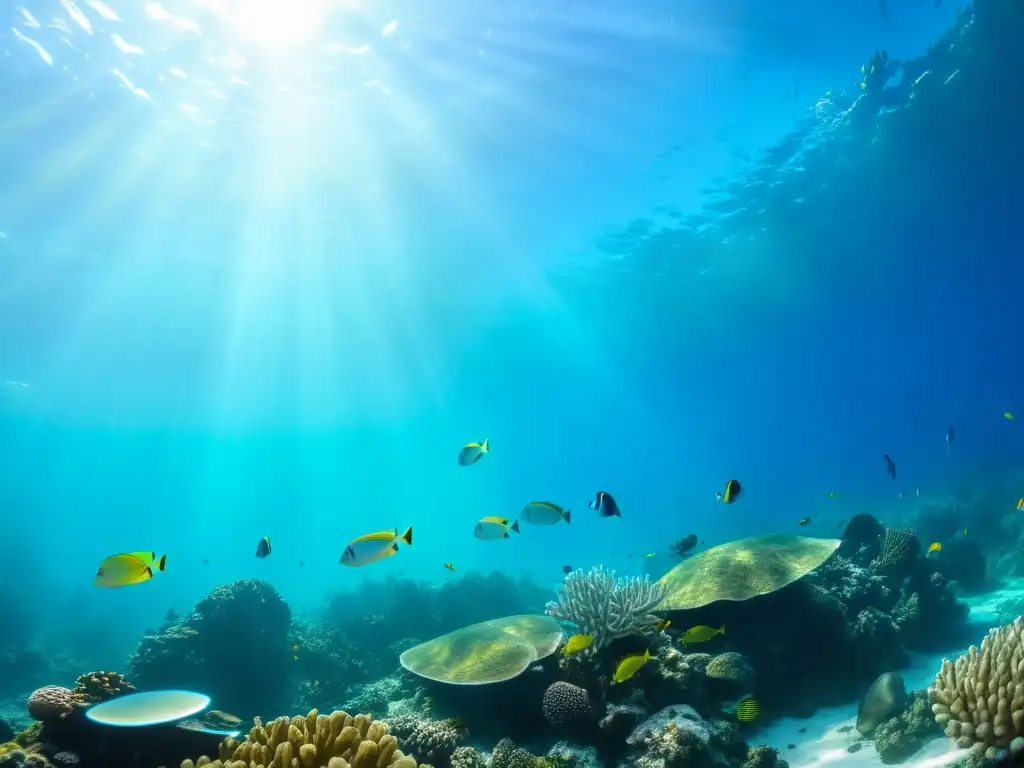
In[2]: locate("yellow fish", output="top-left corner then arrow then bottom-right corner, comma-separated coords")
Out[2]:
94,551 -> 167,588
612,649 -> 652,683
655,619 -> 671,632
644,552 -> 655,558
927,542 -> 942,553
963,527 -> 969,537
681,624 -> 725,645
340,527 -> 412,567
562,634 -> 593,657
1017,498 -> 1023,511
797,517 -> 811,526
1005,412 -> 1015,421
458,439 -> 490,466
473,516 -> 520,540
736,698 -> 760,722
444,563 -> 456,571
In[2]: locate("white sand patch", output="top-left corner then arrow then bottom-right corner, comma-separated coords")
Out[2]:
751,582 -> 1024,767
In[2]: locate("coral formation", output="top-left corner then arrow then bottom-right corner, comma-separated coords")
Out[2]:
623,705 -> 747,768
129,579 -> 291,717
449,747 -> 486,768
399,615 -> 562,685
25,689 -> 74,724
871,691 -> 939,764
184,709 -> 418,768
656,534 -> 841,610
545,567 -> 666,653
871,529 -> 919,571
741,745 -> 788,768
929,617 -> 1024,760
383,715 -> 465,766
541,682 -> 592,726
705,653 -> 756,693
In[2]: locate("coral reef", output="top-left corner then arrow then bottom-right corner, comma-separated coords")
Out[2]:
871,691 -> 939,764
490,739 -> 544,768
623,705 -> 747,768
26,690 -> 74,723
929,616 -> 1024,760
545,567 -> 666,653
129,579 -> 291,717
871,529 -> 920,571
185,709 -> 418,768
704,654 -> 755,695
383,715 -> 466,766
541,682 -> 592,726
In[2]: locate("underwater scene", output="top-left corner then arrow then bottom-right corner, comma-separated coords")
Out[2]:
3,0 -> 1024,767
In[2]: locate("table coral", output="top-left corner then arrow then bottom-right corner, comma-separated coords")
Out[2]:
182,709 -> 418,768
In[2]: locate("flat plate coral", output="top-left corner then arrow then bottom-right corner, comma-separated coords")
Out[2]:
399,614 -> 563,685
84,690 -> 211,727
656,534 -> 841,610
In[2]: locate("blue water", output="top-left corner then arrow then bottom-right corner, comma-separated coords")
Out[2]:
0,0 -> 1020,672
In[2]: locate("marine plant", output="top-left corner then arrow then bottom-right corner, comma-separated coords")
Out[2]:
870,528 -> 919,571
545,566 -> 666,652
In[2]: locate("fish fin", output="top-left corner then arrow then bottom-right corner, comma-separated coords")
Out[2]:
503,531 -> 510,539
644,648 -> 651,659
156,554 -> 167,572
144,566 -> 153,579
400,526 -> 413,546
481,438 -> 489,453
719,624 -> 726,635
564,509 -> 572,524
391,543 -> 399,552
510,520 -> 520,533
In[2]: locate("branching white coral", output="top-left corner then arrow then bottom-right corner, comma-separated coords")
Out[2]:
545,565 -> 667,653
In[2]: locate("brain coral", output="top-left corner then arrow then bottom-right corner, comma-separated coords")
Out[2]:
26,687 -> 75,722
928,616 -> 1024,760
657,534 -> 841,610
541,682 -> 591,725
183,709 -> 417,768
399,615 -> 562,685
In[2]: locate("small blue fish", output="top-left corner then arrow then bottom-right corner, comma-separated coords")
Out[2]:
255,536 -> 271,559
946,425 -> 954,454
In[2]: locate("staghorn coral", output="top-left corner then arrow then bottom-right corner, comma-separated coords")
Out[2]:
871,529 -> 919,571
545,566 -> 666,652
541,682 -> 592,726
183,709 -> 418,768
929,616 -> 1024,760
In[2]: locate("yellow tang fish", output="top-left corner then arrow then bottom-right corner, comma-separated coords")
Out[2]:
1017,498 -> 1023,511
458,439 -> 490,467
736,698 -> 760,722
681,624 -> 725,645
473,516 -> 520,540
612,648 -> 652,683
340,527 -> 412,567
655,619 -> 671,632
94,551 -> 167,588
562,634 -> 593,657
927,542 -> 942,553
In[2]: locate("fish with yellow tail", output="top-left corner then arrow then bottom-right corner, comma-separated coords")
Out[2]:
927,542 -> 942,553
655,619 -> 671,632
94,551 -> 167,588
458,439 -> 490,466
680,624 -> 725,645
340,526 -> 412,567
562,634 -> 593,657
473,516 -> 520,540
612,649 -> 652,683
735,698 -> 760,722
520,501 -> 571,525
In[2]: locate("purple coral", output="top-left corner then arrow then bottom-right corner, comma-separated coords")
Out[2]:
542,681 -> 592,725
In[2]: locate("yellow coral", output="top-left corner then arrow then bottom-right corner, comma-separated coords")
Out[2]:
182,710 -> 418,768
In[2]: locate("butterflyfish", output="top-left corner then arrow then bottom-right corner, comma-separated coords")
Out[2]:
94,551 -> 167,588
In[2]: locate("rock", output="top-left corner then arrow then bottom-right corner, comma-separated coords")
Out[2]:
857,672 -> 906,735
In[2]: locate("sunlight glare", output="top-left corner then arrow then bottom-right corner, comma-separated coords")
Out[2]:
197,0 -> 334,50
